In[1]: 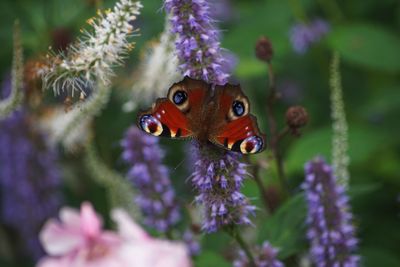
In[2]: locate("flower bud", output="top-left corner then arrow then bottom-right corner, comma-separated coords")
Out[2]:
255,36 -> 273,62
286,106 -> 309,135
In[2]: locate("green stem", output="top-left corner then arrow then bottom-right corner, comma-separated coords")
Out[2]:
265,62 -> 290,197
226,226 -> 256,266
0,20 -> 24,118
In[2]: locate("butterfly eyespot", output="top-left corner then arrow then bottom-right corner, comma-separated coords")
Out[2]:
139,115 -> 163,136
240,136 -> 264,154
173,90 -> 188,105
232,101 -> 245,117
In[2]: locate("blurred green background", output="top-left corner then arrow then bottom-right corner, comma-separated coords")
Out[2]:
0,0 -> 399,266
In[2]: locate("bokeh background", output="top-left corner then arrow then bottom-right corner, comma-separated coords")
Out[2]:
0,0 -> 399,266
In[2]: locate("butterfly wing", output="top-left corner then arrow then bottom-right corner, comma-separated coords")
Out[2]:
137,76 -> 209,139
210,84 -> 266,154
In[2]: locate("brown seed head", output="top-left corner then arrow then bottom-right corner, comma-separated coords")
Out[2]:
255,36 -> 273,62
286,106 -> 309,135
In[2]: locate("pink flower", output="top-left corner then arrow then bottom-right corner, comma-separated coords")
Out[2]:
37,202 -> 192,267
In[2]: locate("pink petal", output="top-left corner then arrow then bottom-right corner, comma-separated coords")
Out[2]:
80,202 -> 102,238
111,209 -> 149,241
36,256 -> 70,267
119,241 -> 192,267
39,219 -> 84,256
59,207 -> 81,231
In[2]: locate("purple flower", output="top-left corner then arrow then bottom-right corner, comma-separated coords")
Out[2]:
303,157 -> 360,267
190,143 -> 255,233
165,0 -> 230,85
165,0 -> 253,232
121,127 -> 180,232
233,241 -> 284,267
209,0 -> 236,23
0,76 -> 63,260
183,229 -> 201,256
289,19 -> 330,54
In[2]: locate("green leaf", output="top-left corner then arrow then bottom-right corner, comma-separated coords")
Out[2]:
258,193 -> 307,259
286,125 -> 386,174
327,24 -> 400,72
195,251 -> 231,267
361,247 -> 400,267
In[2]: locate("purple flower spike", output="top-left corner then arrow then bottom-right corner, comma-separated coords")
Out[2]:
121,127 -> 180,232
165,0 -> 253,233
165,0 -> 230,85
234,241 -> 284,267
303,157 -> 360,267
190,144 -> 255,233
0,76 -> 63,260
289,18 -> 330,54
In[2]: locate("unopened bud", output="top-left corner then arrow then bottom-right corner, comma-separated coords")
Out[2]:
286,106 -> 309,135
255,36 -> 273,62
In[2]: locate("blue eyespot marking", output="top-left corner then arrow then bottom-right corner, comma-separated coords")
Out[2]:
139,115 -> 163,136
240,136 -> 263,154
232,101 -> 245,117
173,90 -> 188,105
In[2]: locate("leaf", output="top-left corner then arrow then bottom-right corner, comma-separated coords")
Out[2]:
327,24 -> 400,72
258,193 -> 307,259
286,125 -> 386,174
195,251 -> 231,267
360,247 -> 400,267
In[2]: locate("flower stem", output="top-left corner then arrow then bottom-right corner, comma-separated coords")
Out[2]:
225,226 -> 256,266
265,62 -> 290,197
248,159 -> 270,213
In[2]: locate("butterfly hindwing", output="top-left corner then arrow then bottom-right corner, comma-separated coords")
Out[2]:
210,84 -> 266,154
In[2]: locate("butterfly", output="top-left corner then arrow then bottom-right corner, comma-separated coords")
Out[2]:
137,76 -> 266,154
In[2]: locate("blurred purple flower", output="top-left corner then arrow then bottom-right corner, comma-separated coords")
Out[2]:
303,157 -> 360,267
0,76 -> 63,260
183,229 -> 201,256
277,79 -> 303,105
121,127 -> 180,233
233,241 -> 284,267
289,19 -> 329,54
209,0 -> 236,23
190,144 -> 255,233
165,0 -> 230,85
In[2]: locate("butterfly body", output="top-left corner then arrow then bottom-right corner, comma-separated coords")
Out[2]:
137,77 -> 266,154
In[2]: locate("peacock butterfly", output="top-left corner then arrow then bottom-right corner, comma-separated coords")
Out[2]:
137,76 -> 266,154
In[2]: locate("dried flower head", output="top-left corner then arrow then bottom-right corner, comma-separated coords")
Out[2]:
42,0 -> 143,96
330,53 -> 350,186
286,105 -> 309,136
255,36 -> 274,62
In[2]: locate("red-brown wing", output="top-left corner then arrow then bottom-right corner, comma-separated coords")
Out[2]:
137,99 -> 192,138
137,76 -> 209,139
210,84 -> 266,154
214,114 -> 266,154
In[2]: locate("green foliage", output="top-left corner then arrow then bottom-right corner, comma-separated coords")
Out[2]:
258,193 -> 307,259
195,251 -> 231,267
327,24 -> 400,72
286,125 -> 386,174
